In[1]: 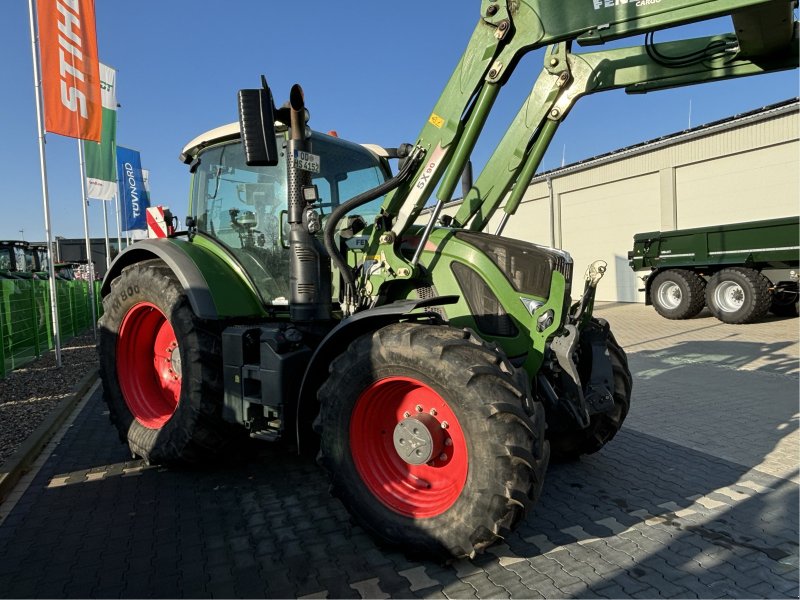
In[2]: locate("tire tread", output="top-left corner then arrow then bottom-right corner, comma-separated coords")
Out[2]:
706,267 -> 771,324
317,323 -> 549,559
650,269 -> 706,320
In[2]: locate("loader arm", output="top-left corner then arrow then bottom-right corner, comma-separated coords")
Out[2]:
363,0 -> 797,297
458,29 -> 799,232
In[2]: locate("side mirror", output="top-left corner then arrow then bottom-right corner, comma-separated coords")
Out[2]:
238,76 -> 279,167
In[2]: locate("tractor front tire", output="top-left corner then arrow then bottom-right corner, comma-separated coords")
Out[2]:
706,267 -> 771,324
650,269 -> 706,320
98,260 -> 231,464
317,323 -> 549,559
549,322 -> 632,461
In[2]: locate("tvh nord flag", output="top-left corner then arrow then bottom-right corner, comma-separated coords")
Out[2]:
36,0 -> 101,141
84,63 -> 117,200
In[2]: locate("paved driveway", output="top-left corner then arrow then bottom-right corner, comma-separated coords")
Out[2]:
0,303 -> 797,598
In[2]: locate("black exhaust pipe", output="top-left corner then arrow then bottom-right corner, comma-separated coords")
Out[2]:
287,84 -> 330,322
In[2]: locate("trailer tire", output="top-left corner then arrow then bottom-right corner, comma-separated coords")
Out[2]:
706,267 -> 771,324
650,269 -> 706,320
549,323 -> 632,461
317,322 -> 549,559
98,260 -> 231,464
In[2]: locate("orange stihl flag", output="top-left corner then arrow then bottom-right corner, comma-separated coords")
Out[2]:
37,0 -> 101,141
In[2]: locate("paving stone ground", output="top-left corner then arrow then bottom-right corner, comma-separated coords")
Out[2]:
0,303 -> 797,598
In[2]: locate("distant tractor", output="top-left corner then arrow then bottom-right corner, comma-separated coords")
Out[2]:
0,241 -> 33,279
28,243 -> 52,278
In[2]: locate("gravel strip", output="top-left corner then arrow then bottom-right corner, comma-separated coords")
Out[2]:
0,334 -> 98,467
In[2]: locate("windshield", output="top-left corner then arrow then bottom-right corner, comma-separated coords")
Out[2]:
0,249 -> 12,271
12,248 -> 25,272
36,249 -> 49,271
23,249 -> 36,271
191,133 -> 387,304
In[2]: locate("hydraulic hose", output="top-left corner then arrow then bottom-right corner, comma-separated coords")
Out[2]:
323,150 -> 421,297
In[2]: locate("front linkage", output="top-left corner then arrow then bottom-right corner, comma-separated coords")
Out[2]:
539,262 -> 632,460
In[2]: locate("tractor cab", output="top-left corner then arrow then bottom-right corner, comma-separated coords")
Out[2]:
0,241 -> 33,279
28,244 -> 51,277
183,123 -> 391,307
54,262 -> 79,280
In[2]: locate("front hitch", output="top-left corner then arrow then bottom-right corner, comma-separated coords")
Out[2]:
545,259 -> 614,430
571,259 -> 607,327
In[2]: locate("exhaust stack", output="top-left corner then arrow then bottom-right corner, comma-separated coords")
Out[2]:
287,85 -> 331,322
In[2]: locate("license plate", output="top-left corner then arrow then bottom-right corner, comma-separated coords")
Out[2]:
293,150 -> 321,173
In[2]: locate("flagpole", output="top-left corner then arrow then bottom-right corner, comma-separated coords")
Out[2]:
115,189 -> 123,251
102,199 -> 111,271
27,0 -> 61,368
78,141 -> 97,339
114,127 -> 122,253
122,188 -> 130,244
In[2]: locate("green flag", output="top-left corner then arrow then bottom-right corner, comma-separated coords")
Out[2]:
84,63 -> 117,200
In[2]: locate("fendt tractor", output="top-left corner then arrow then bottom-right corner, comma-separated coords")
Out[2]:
98,1 -> 798,557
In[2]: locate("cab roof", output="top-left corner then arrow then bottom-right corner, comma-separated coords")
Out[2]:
181,122 -> 389,162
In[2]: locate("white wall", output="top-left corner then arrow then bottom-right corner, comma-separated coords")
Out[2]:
676,141 -> 799,228
559,174 -> 660,302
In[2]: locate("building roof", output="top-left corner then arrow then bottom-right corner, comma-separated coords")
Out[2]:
532,98 -> 799,182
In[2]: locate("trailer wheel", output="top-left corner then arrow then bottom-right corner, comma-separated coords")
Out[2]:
706,267 -> 771,324
317,323 -> 549,559
549,322 -> 632,461
98,260 -> 231,464
650,269 -> 705,319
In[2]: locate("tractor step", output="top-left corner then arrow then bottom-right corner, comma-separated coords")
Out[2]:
221,324 -> 313,440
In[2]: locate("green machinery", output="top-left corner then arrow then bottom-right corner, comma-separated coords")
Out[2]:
630,216 -> 799,323
98,1 -> 798,557
0,241 -> 30,279
0,241 -> 57,280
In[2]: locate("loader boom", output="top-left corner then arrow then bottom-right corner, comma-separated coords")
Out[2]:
362,0 -> 798,302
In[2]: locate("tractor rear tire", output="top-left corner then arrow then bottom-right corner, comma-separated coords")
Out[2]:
317,323 -> 549,559
98,260 -> 231,464
706,267 -> 771,324
549,322 -> 632,462
650,269 -> 706,320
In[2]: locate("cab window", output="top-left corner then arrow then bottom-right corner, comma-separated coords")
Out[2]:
191,133 -> 387,305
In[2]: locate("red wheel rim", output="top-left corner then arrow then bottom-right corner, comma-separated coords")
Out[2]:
350,376 -> 468,518
117,302 -> 181,428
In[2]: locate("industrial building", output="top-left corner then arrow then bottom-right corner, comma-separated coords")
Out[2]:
436,99 -> 799,303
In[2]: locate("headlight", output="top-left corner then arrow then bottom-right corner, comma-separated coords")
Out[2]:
537,309 -> 554,332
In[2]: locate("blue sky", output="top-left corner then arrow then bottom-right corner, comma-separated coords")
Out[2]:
1,2 -> 797,242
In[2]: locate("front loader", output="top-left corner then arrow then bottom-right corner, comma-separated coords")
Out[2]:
98,1 -> 798,558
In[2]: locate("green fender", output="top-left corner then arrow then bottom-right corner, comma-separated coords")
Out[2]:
101,237 -> 267,319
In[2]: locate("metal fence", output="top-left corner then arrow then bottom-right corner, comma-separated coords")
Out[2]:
0,279 -> 102,379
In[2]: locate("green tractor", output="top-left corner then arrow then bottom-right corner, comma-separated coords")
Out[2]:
0,241 -> 34,280
98,1 -> 797,558
28,243 -> 52,279
0,241 -> 54,280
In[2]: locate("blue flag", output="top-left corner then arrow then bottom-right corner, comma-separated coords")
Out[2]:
116,146 -> 150,231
